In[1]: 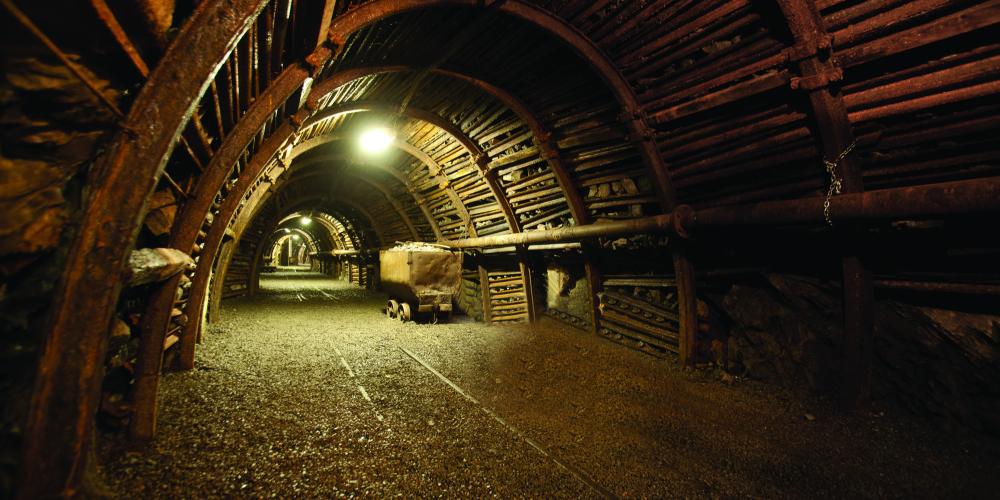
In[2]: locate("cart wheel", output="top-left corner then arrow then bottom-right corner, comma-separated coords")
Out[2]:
399,302 -> 412,322
387,300 -> 399,319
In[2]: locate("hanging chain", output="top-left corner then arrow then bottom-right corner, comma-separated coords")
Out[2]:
822,139 -> 856,226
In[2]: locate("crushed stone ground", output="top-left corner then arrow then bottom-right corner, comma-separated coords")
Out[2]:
100,272 -> 1000,498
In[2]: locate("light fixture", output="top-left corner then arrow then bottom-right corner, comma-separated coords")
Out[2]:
293,234 -> 301,241
301,215 -> 312,226
358,126 -> 395,154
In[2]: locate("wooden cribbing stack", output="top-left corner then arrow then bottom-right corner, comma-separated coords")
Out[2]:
597,288 -> 711,360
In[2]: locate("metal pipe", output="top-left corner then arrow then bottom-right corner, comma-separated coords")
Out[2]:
442,213 -> 675,249
313,249 -> 361,256
874,279 -> 1000,295
440,176 -> 1000,249
693,175 -> 1000,227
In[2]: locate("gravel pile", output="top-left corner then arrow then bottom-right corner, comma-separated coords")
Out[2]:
99,272 -> 1000,498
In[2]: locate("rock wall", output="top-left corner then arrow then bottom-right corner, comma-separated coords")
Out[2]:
717,274 -> 1000,435
0,18 -> 121,492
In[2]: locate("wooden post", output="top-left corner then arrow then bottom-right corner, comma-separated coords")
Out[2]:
518,248 -> 536,322
478,263 -> 492,324
583,247 -> 603,334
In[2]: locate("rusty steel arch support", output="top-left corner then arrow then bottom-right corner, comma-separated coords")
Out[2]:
19,1 -> 270,494
776,0 -> 873,409
133,65 -> 395,428
128,59 -> 332,441
84,0 -> 692,455
326,0 -> 693,342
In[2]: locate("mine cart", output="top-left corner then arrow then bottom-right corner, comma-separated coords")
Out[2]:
379,243 -> 462,322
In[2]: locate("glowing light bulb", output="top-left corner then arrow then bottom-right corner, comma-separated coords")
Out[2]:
359,127 -> 394,154
301,216 -> 312,225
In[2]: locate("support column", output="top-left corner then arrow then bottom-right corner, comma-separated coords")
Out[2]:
583,249 -> 603,334
478,263 -> 492,324
778,0 -> 874,407
517,248 -> 536,323
672,246 -> 698,368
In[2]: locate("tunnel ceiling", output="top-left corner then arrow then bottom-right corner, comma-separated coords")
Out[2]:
146,0 -> 1000,268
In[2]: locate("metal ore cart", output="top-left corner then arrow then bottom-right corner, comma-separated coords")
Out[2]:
379,244 -> 462,322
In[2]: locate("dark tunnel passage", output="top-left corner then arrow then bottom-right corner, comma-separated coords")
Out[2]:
1,0 -> 999,497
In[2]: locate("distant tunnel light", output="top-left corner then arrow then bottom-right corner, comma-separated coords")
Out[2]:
359,127 -> 395,154
301,215 -> 312,226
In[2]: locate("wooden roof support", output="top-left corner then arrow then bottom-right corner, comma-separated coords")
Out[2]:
284,139 -> 444,239
777,0 -> 873,409
89,0 -> 151,77
434,67 -> 591,327
302,100 -> 519,231
299,99 -> 534,321
276,168 -> 420,241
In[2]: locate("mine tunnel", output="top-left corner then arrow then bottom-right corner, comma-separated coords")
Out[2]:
2,1 -> 999,498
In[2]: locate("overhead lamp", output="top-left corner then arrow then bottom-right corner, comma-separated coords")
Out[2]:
358,126 -> 395,154
301,215 -> 312,226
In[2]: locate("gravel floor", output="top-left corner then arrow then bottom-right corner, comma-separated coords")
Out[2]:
100,272 -> 1000,498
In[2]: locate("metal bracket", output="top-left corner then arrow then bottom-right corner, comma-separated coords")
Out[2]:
304,44 -> 334,75
790,66 -> 843,91
672,204 -> 695,239
287,109 -> 309,128
784,34 -> 833,63
475,155 -> 491,171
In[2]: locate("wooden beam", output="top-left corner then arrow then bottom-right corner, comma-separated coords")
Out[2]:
89,0 -> 151,77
